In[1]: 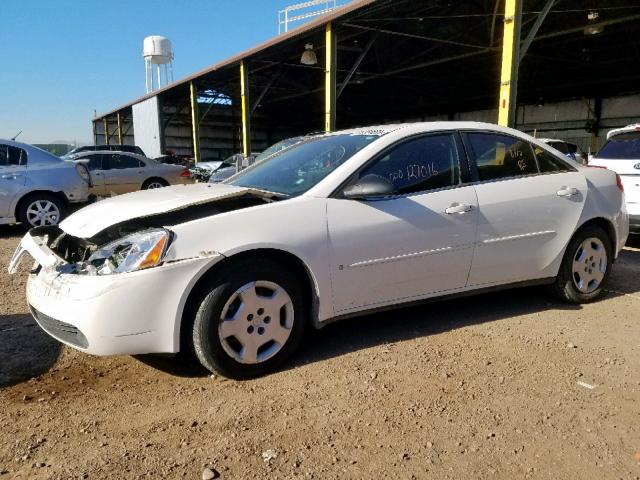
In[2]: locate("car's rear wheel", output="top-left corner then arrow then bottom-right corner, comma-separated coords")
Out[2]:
142,178 -> 168,189
17,193 -> 66,228
191,259 -> 306,379
549,225 -> 612,303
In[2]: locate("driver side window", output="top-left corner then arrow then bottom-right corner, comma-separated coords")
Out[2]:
357,134 -> 460,195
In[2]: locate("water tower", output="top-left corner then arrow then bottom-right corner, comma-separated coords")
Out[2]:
143,36 -> 174,93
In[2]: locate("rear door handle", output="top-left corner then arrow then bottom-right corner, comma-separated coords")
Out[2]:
1,174 -> 18,180
445,202 -> 474,214
557,186 -> 579,197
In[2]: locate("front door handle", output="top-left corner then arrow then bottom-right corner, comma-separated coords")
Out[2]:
1,174 -> 18,180
445,202 -> 474,214
557,186 -> 579,197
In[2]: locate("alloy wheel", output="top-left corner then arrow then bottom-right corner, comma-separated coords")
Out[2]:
26,200 -> 60,227
218,280 -> 294,364
571,237 -> 607,294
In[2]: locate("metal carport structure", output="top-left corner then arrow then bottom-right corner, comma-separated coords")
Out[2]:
93,0 -> 640,161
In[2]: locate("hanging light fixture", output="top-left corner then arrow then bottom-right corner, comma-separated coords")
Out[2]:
300,44 -> 318,65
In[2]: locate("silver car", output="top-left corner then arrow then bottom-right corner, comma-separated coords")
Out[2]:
0,139 -> 90,227
71,150 -> 192,196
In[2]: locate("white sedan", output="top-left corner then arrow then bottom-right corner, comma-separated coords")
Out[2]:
9,122 -> 629,379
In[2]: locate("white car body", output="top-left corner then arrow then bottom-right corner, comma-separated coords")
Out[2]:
589,124 -> 640,233
9,122 -> 629,360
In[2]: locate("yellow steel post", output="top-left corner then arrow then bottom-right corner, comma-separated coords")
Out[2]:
325,22 -> 337,132
240,60 -> 251,157
103,117 -> 109,145
497,0 -> 522,127
190,81 -> 201,163
117,112 -> 123,145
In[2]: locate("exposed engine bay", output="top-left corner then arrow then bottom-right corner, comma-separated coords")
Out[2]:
32,193 -> 273,268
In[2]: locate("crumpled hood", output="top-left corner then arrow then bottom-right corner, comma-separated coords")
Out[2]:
60,183 -> 264,238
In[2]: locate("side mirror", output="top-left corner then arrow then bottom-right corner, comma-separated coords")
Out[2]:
343,174 -> 397,200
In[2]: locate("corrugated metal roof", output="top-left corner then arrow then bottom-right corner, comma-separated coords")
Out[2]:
95,0 -> 377,120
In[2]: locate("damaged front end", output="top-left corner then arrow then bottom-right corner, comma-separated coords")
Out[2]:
8,225 -> 172,277
9,192 -> 272,276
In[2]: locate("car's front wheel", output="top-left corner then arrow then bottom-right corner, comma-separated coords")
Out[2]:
550,225 -> 612,303
17,193 -> 66,228
191,259 -> 306,379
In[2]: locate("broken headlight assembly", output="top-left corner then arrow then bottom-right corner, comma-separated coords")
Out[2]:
81,229 -> 171,275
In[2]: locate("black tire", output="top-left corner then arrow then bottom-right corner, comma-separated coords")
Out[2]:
191,258 -> 306,379
16,193 -> 66,228
549,225 -> 613,303
141,178 -> 169,190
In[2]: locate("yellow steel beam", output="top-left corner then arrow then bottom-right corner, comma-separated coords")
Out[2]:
325,22 -> 337,132
190,81 -> 201,163
103,117 -> 109,145
240,60 -> 251,157
116,112 -> 123,145
497,0 -> 522,127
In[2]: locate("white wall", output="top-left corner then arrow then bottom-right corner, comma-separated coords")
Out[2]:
132,96 -> 162,158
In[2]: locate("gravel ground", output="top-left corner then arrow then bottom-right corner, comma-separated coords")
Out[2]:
1,226 -> 639,479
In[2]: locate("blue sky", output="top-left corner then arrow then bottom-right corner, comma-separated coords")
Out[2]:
0,0 -> 343,144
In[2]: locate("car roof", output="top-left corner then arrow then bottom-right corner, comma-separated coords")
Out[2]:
0,138 -> 63,163
325,121 -> 534,138
75,150 -> 151,161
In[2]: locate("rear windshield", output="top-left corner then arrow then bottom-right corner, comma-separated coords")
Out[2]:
596,131 -> 640,159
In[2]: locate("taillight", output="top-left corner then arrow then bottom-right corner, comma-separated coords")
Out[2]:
180,169 -> 191,178
616,173 -> 624,192
75,163 -> 92,186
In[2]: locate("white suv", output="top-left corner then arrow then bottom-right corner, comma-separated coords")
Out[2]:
590,124 -> 640,234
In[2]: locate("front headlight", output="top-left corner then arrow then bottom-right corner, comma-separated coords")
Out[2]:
85,229 -> 171,275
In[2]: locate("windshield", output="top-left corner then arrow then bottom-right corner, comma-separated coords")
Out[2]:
228,134 -> 379,196
254,137 -> 304,163
596,131 -> 640,159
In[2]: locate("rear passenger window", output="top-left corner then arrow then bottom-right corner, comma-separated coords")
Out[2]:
357,134 -> 460,194
467,133 -> 537,181
0,145 -> 27,166
109,154 -> 142,169
533,145 -> 572,173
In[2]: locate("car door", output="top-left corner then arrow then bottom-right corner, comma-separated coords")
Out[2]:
462,131 -> 587,287
0,144 -> 27,219
83,154 -> 106,196
326,132 -> 479,315
103,154 -> 144,195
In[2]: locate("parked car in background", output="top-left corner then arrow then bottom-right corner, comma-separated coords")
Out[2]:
540,138 -> 587,164
590,124 -> 640,234
71,151 -> 191,196
61,144 -> 146,160
207,136 -> 309,184
208,165 -> 236,183
189,155 -> 239,182
0,139 -> 90,227
10,122 -> 628,379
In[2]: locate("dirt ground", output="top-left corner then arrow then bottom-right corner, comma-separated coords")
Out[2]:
1,225 -> 639,480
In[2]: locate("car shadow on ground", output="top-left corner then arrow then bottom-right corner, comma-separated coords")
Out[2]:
288,286 -> 583,372
0,224 -> 27,239
135,285 -> 583,379
0,314 -> 62,388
